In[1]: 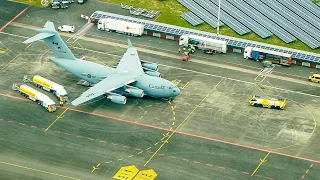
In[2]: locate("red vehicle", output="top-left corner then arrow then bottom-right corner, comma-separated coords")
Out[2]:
182,51 -> 190,61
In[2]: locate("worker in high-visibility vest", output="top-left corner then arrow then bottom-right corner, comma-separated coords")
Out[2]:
190,45 -> 195,53
59,97 -> 64,106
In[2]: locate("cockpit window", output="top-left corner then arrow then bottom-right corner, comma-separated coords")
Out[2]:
169,86 -> 173,89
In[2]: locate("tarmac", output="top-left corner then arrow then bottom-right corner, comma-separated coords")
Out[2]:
0,1 -> 320,180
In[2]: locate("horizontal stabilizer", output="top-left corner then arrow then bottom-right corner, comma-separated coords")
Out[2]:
23,32 -> 55,44
127,39 -> 133,48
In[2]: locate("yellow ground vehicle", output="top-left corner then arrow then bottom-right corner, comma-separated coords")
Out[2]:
248,95 -> 286,110
308,74 -> 320,83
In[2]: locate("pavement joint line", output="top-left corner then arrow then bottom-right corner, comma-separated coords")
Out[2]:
1,30 -> 319,97
143,78 -> 225,166
251,151 -> 271,176
1,93 -> 320,164
0,161 -> 81,180
45,108 -> 69,131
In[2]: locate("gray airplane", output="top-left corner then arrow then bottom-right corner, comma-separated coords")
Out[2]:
23,21 -> 181,106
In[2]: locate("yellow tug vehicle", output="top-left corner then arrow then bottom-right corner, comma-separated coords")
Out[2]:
248,95 -> 286,110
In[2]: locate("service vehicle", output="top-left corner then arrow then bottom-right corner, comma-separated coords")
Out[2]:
179,34 -> 227,54
97,18 -> 144,36
13,84 -> 56,112
77,0 -> 86,4
244,47 -> 292,66
248,95 -> 286,110
57,25 -> 75,33
23,75 -> 68,102
308,74 -> 320,83
51,0 -> 60,9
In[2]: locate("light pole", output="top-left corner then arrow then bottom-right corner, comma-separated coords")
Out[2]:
217,0 -> 221,36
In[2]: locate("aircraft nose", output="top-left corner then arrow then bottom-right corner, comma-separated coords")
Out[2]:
174,87 -> 181,96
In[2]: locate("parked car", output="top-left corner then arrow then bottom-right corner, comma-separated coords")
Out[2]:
57,25 -> 75,33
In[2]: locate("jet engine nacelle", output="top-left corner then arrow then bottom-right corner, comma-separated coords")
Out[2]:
145,70 -> 161,77
125,87 -> 144,98
141,60 -> 159,71
107,94 -> 127,104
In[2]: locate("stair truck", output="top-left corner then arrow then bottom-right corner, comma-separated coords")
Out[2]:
179,34 -> 227,54
243,47 -> 292,66
248,95 -> 286,110
13,84 -> 56,112
23,75 -> 68,102
97,18 -> 144,36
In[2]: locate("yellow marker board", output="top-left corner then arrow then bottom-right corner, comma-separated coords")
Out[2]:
133,169 -> 157,180
113,165 -> 139,180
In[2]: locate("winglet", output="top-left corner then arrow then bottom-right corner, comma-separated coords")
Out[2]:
127,39 -> 133,48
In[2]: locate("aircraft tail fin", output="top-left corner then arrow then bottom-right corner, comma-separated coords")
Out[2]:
23,21 -> 76,60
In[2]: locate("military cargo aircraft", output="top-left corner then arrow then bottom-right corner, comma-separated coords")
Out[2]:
23,21 -> 181,106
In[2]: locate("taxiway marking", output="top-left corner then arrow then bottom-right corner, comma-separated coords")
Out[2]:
45,108 -> 69,131
0,6 -> 30,32
0,93 -> 320,164
253,81 -> 317,152
0,52 -> 22,72
1,31 -> 319,98
144,78 -> 224,166
251,151 -> 271,176
0,161 -> 81,180
301,164 -> 314,179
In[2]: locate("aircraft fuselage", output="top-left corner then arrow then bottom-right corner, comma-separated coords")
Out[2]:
48,57 -> 180,98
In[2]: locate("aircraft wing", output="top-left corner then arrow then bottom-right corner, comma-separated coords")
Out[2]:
71,73 -> 138,106
116,39 -> 144,74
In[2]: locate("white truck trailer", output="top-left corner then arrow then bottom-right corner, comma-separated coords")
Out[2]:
179,34 -> 227,54
23,75 -> 68,102
97,18 -> 144,36
13,84 -> 56,112
243,47 -> 292,66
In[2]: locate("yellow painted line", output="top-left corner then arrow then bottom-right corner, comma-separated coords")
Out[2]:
78,42 -> 84,49
0,49 -> 6,54
144,78 -> 224,166
0,52 -> 22,72
181,82 -> 190,89
253,83 -> 267,95
24,43 -> 33,50
0,161 -> 81,180
267,81 -> 275,88
45,108 -> 69,131
251,152 -> 271,176
171,106 -> 174,110
128,155 -> 134,158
